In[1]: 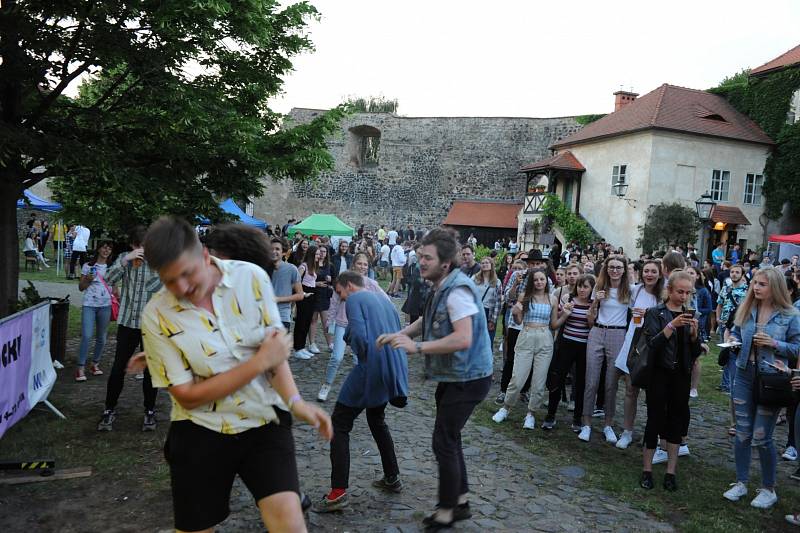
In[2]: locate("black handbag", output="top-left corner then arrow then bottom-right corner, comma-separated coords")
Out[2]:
628,330 -> 653,389
753,347 -> 794,408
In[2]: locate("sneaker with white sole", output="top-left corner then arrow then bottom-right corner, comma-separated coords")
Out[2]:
97,409 -> 116,431
592,408 -> 604,418
308,343 -> 321,354
541,418 -> 556,430
294,349 -> 313,360
750,488 -> 777,509
494,392 -> 506,406
783,446 -> 798,461
689,388 -> 698,398
142,410 -> 157,432
492,407 -> 509,423
317,384 -> 331,402
603,426 -> 618,444
328,343 -> 334,352
578,425 -> 591,442
522,413 -> 536,430
723,481 -> 748,501
652,447 -> 668,464
616,430 -> 633,449
53,360 -> 65,370
679,444 -> 690,457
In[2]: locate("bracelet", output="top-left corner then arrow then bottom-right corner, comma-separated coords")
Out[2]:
666,322 -> 675,331
287,393 -> 302,411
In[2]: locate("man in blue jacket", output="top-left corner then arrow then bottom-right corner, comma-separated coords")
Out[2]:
315,271 -> 409,512
379,227 -> 493,532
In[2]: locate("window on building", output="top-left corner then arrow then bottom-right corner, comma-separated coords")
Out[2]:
710,169 -> 730,202
611,164 -> 627,195
347,125 -> 381,168
788,89 -> 800,125
743,173 -> 763,205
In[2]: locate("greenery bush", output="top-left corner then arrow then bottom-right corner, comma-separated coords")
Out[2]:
473,244 -> 507,271
636,202 -> 702,254
541,194 -> 593,246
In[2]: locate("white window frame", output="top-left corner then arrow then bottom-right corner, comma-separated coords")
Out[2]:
743,173 -> 763,206
611,164 -> 627,195
710,169 -> 730,202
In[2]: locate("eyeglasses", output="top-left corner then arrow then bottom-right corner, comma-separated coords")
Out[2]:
607,266 -> 625,271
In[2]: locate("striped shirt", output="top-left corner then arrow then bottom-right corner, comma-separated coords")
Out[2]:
105,255 -> 162,330
475,278 -> 503,323
562,302 -> 591,343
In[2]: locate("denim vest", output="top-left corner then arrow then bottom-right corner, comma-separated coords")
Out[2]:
422,270 -> 493,382
730,306 -> 800,372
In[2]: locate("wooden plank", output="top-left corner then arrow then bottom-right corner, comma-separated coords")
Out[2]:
0,467 -> 92,485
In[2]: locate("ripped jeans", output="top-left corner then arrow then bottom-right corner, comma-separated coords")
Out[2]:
733,361 -> 780,488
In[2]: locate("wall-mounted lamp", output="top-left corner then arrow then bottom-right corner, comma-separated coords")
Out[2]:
612,181 -> 637,208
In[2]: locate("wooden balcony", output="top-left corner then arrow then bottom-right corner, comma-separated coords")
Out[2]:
524,193 -> 545,214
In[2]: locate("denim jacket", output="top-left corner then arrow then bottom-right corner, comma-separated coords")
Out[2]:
422,270 -> 493,382
730,307 -> 800,372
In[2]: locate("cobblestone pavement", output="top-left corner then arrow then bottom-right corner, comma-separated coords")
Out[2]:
217,347 -> 677,532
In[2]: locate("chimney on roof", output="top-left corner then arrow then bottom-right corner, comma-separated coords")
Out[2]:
613,90 -> 639,112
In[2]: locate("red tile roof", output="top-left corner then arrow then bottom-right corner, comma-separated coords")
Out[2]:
751,43 -> 800,77
520,150 -> 585,173
550,84 -> 773,149
711,205 -> 751,226
443,201 -> 521,229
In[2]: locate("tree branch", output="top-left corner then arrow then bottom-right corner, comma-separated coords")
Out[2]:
88,66 -> 132,111
27,61 -> 91,126
60,15 -> 88,79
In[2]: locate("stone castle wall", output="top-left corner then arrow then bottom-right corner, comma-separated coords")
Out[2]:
254,109 -> 582,231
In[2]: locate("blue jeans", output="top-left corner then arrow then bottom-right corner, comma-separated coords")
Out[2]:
78,305 -> 111,367
721,355 -> 737,391
733,361 -> 780,488
324,325 -> 357,385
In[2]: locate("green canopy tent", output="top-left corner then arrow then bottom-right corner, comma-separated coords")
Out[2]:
290,214 -> 355,237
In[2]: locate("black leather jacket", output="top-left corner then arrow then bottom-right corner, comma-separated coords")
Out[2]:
643,303 -> 703,374
331,253 -> 354,279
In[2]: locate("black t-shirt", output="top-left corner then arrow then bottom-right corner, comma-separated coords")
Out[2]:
668,310 -> 688,372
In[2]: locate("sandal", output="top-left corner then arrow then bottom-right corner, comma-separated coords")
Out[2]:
728,426 -> 736,437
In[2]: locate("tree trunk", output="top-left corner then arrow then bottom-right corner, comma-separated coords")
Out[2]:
0,174 -> 21,318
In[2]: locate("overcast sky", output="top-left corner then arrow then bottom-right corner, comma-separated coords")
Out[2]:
270,0 -> 800,117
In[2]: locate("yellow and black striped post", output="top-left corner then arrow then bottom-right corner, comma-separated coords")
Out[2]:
0,460 -> 55,476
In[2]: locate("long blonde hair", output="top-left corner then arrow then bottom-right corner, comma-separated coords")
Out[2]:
473,257 -> 498,285
595,255 -> 631,304
734,266 -> 798,326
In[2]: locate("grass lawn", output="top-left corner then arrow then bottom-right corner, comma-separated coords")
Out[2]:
18,252 -> 77,284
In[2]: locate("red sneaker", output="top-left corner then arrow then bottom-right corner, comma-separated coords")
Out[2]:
75,368 -> 87,382
89,363 -> 103,376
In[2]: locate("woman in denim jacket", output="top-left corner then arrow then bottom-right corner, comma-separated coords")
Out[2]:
723,267 -> 800,509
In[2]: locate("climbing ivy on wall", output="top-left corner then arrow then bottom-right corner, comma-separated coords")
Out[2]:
541,194 -> 594,247
710,67 -> 800,219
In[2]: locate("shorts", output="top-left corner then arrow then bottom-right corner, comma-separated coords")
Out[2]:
164,410 -> 300,531
379,260 -> 389,268
392,266 -> 404,280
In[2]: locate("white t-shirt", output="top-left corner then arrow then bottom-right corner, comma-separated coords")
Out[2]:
446,287 -> 479,322
380,244 -> 391,262
596,286 -> 633,326
391,245 -> 407,267
509,242 -> 519,254
387,230 -> 398,245
72,226 -> 90,252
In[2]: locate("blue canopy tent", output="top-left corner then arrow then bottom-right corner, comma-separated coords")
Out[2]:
197,199 -> 269,229
16,189 -> 62,212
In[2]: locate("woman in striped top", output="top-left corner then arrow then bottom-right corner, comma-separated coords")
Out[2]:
543,274 -> 596,431
492,269 -> 570,429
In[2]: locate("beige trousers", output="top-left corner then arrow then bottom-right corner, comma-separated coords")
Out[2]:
504,327 -> 554,412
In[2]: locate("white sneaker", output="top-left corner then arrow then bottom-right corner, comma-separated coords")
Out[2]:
783,446 -> 798,461
294,349 -> 312,360
723,481 -> 748,501
679,444 -> 690,457
328,343 -> 334,352
578,426 -> 591,442
689,388 -> 698,398
616,430 -> 633,449
750,488 -> 777,509
652,447 -> 668,464
52,360 -> 64,369
317,384 -> 331,402
523,413 -> 536,430
603,426 -> 618,444
308,343 -> 321,354
492,407 -> 509,423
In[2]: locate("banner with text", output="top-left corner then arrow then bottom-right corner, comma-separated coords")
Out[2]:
0,302 -> 56,439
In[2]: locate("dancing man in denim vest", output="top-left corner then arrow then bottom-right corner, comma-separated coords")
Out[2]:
378,227 -> 493,532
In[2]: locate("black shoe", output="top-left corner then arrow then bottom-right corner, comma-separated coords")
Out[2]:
791,467 -> 800,481
541,418 -> 556,430
663,473 -> 677,492
372,475 -> 403,493
639,471 -> 654,490
422,513 -> 454,531
142,410 -> 157,432
453,502 -> 472,522
300,493 -> 312,513
97,409 -> 116,431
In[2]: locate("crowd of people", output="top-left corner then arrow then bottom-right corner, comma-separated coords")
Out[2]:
40,212 -> 800,529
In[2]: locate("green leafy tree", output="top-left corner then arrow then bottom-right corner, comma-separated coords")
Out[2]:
541,194 -> 594,247
636,203 -> 702,254
0,1 -> 346,317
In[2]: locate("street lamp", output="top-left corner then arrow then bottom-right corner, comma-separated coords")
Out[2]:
695,191 -> 717,263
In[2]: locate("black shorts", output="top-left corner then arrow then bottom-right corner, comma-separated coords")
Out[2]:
164,409 -> 300,531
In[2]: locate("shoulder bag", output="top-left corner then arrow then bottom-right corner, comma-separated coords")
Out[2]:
99,275 -> 120,322
753,342 -> 794,408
